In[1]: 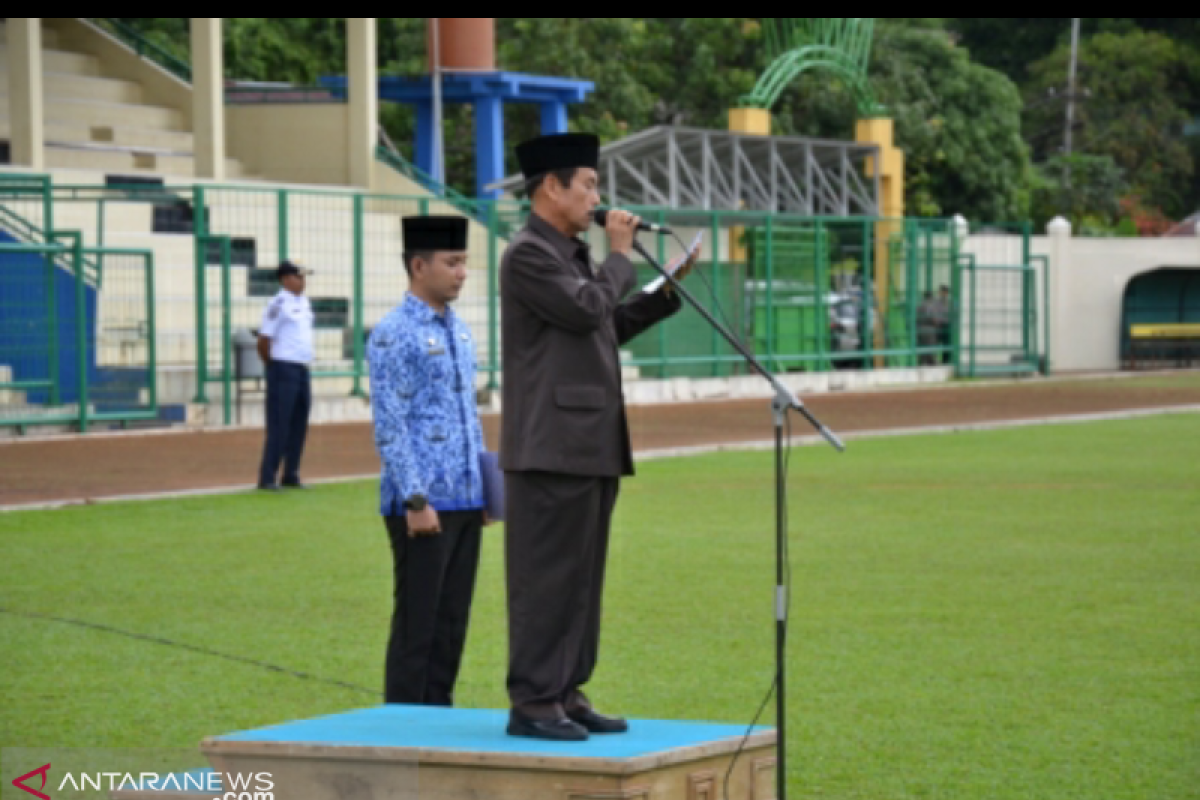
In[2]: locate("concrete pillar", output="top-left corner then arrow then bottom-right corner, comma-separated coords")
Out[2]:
347,18 -> 378,191
726,108 -> 771,262
728,108 -> 771,136
191,18 -> 225,180
952,214 -> 969,245
856,118 -> 905,220
1046,216 -> 1073,375
7,19 -> 45,169
856,117 -> 906,367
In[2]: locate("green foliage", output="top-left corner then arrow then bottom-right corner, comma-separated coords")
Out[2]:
776,25 -> 1031,220
1030,153 -> 1128,230
105,19 -> 1200,221
1024,29 -> 1199,219
498,19 -> 661,147
952,18 -> 1200,84
1115,216 -> 1140,237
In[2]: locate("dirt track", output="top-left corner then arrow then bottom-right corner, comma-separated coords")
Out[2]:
2,375 -> 1198,508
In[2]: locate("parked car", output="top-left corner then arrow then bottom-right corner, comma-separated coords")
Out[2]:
828,289 -> 877,368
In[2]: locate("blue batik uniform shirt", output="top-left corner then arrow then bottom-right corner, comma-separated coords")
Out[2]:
368,293 -> 486,516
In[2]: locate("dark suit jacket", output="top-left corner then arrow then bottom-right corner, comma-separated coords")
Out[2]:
499,214 -> 682,477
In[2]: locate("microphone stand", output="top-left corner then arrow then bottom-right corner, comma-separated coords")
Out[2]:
632,238 -> 844,800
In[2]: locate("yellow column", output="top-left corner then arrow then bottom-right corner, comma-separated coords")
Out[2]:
726,107 -> 771,262
856,118 -> 905,219
191,18 -> 225,180
728,108 -> 771,136
347,18 -> 378,191
855,117 -> 905,366
7,19 -> 45,169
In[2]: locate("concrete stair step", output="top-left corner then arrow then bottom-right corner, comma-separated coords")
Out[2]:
0,94 -> 185,131
0,68 -> 144,103
0,44 -> 101,76
43,143 -> 248,180
0,23 -> 63,48
0,116 -> 196,152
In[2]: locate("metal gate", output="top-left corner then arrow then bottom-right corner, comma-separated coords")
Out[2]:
957,222 -> 1045,377
0,176 -> 157,432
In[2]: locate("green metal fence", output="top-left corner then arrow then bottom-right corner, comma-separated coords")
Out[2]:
0,173 -> 1046,431
0,238 -> 157,433
958,221 -> 1042,377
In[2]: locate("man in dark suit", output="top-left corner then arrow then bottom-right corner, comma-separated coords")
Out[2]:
500,132 -> 686,741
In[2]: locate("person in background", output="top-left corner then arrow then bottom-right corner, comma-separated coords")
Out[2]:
257,260 -> 314,491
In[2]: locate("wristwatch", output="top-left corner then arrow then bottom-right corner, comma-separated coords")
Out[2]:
404,494 -> 428,512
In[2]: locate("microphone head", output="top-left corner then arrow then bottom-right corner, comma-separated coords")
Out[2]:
590,208 -> 669,234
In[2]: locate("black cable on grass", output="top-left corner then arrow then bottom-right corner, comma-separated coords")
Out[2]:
0,607 -> 379,698
723,674 -> 778,800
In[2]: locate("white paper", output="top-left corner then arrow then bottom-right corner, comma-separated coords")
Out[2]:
642,231 -> 703,293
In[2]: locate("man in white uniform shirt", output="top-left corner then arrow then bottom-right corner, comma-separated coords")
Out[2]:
257,260 -> 315,491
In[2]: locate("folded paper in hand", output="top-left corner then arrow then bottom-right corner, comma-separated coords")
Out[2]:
642,231 -> 703,294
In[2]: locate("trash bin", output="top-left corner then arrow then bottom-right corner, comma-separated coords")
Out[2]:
232,329 -> 266,425
233,328 -> 265,381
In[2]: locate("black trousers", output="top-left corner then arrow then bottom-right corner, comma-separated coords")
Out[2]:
258,361 -> 311,487
938,327 -> 952,364
384,510 -> 484,706
505,471 -> 619,719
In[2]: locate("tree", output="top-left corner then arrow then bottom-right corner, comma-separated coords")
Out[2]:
773,23 -> 1031,220
497,18 -> 660,148
108,18 -> 1032,218
1024,30 -> 1199,218
1029,153 -> 1128,232
949,18 -> 1200,84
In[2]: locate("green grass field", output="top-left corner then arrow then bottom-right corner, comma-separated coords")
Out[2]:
2,414 -> 1198,799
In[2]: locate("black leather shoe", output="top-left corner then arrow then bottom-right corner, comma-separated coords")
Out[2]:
567,708 -> 629,734
507,711 -> 589,741
281,481 -> 308,490
257,484 -> 281,493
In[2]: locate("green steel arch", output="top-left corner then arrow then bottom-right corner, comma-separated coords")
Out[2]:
741,18 -> 884,117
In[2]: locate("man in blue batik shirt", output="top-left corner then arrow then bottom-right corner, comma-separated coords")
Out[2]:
368,215 -> 490,706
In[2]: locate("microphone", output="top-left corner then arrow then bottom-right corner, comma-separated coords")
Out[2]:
592,208 -> 673,235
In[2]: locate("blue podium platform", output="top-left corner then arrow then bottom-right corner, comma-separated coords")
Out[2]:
212,706 -> 763,762
199,706 -> 777,800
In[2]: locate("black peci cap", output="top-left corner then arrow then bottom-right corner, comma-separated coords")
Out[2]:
515,132 -> 600,180
276,260 -> 313,280
402,216 -> 470,252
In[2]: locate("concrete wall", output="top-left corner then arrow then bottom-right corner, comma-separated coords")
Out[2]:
961,221 -> 1200,374
1041,225 -> 1200,372
226,104 -> 350,186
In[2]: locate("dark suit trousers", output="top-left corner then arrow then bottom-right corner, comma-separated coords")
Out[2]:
384,510 -> 483,706
505,471 -> 619,719
258,361 -> 311,487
